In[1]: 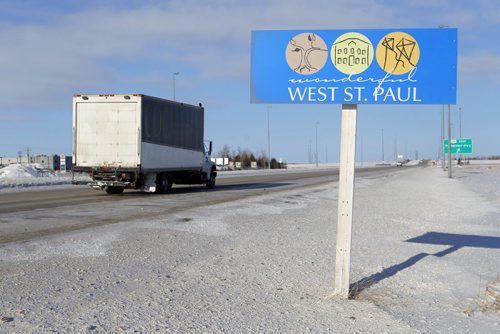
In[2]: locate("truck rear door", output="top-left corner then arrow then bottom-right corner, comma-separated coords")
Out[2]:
74,96 -> 140,168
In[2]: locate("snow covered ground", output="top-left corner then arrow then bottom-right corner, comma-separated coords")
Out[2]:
0,164 -> 90,192
0,163 -> 499,332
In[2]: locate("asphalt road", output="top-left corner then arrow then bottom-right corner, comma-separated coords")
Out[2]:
0,166 -> 399,244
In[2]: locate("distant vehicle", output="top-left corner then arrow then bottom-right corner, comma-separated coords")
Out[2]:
396,155 -> 405,167
72,94 -> 216,194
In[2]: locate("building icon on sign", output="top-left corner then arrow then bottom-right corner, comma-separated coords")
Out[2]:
331,33 -> 373,74
334,38 -> 370,67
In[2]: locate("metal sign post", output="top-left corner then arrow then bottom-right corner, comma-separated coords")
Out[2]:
334,104 -> 357,298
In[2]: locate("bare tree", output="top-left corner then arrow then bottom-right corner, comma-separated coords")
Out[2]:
217,144 -> 231,158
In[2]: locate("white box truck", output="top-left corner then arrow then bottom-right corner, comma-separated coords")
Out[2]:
72,94 -> 216,194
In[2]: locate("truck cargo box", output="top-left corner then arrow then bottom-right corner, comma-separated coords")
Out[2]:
73,94 -> 205,172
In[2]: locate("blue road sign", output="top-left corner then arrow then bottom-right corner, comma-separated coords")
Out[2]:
251,28 -> 457,105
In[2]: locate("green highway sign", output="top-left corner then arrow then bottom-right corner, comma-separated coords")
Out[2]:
444,138 -> 473,154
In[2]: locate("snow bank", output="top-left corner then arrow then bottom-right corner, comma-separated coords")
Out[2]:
469,160 -> 500,165
0,163 -> 52,178
0,164 -> 90,191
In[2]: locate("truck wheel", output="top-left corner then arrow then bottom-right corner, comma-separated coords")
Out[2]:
206,172 -> 216,189
106,186 -> 124,195
156,173 -> 172,194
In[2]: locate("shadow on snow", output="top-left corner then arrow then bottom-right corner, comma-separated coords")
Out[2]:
349,232 -> 500,298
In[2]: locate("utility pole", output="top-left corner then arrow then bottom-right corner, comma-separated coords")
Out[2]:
172,72 -> 179,101
381,128 -> 385,162
360,137 -> 363,167
393,135 -> 397,161
441,105 -> 445,170
448,104 -> 452,178
308,142 -> 311,164
459,106 -> 462,163
267,107 -> 271,169
315,122 -> 319,167
438,24 -> 448,172
459,107 -> 462,138
25,147 -> 31,164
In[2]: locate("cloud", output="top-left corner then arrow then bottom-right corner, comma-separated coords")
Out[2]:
0,0 -> 498,114
459,53 -> 500,83
0,3 -> 256,110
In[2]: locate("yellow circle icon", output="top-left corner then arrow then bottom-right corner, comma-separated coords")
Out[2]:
286,33 -> 328,75
331,32 -> 374,75
376,32 -> 420,75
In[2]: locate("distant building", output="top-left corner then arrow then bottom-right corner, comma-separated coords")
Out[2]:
0,154 -> 71,171
211,157 -> 230,170
1,156 -> 25,165
33,155 -> 58,170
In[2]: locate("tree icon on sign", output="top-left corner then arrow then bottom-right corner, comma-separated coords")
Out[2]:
286,33 -> 328,75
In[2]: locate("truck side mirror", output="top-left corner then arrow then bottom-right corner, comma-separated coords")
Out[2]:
208,141 -> 212,156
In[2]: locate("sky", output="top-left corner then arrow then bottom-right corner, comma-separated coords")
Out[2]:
0,0 -> 499,163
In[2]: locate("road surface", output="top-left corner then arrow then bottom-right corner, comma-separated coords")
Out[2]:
0,166 -> 399,244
